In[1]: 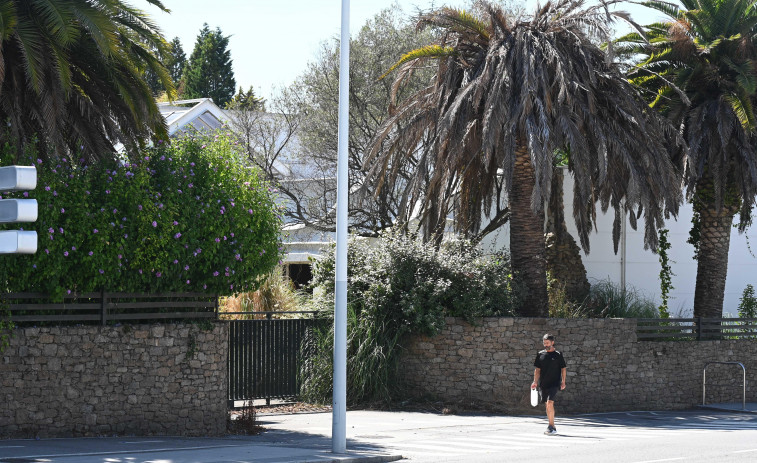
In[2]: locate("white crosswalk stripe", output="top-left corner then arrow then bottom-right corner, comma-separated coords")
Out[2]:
384,418 -> 755,460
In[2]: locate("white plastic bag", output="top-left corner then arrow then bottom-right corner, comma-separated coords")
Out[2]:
530,387 -> 540,407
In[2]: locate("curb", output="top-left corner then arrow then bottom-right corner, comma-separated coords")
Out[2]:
298,454 -> 403,463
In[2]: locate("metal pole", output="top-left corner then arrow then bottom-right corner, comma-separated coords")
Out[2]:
333,0 -> 350,454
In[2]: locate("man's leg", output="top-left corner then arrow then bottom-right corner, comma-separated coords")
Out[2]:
546,400 -> 555,428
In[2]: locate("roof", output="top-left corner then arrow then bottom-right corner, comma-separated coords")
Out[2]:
158,98 -> 230,136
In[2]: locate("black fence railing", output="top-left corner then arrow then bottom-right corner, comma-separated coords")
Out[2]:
3,291 -> 218,325
225,312 -> 323,407
636,318 -> 757,341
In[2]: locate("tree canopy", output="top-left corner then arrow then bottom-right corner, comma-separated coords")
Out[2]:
618,0 -> 757,317
182,24 -> 236,106
367,0 -> 683,315
0,0 -> 174,160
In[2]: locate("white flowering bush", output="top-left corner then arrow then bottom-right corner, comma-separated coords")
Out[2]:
300,229 -> 521,405
0,130 -> 283,299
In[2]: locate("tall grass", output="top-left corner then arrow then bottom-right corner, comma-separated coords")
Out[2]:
220,270 -> 306,319
549,277 -> 659,319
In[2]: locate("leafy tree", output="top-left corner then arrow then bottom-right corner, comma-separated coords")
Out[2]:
227,86 -> 266,111
146,37 -> 187,98
366,1 -> 683,316
183,24 -> 236,106
230,6 -> 436,236
0,0 -> 173,160
618,0 -> 757,318
166,37 -> 187,86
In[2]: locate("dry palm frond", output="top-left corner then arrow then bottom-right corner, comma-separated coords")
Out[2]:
366,0 -> 684,251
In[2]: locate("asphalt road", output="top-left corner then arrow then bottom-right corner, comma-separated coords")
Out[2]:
1,409 -> 755,462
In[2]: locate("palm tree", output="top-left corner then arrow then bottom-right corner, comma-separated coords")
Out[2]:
617,0 -> 757,318
0,0 -> 175,160
366,0 -> 682,316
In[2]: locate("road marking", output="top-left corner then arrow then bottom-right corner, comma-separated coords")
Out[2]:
733,449 -> 757,453
631,458 -> 687,463
122,440 -> 165,444
0,445 -> 25,448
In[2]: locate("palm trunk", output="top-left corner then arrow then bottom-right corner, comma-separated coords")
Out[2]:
546,168 -> 590,303
510,145 -> 548,317
693,195 -> 738,320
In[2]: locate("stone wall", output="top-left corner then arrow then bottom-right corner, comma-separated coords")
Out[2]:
400,318 -> 757,414
0,323 -> 228,438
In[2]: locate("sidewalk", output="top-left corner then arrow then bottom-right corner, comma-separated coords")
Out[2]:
0,413 -> 404,463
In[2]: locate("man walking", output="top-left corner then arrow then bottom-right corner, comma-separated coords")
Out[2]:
531,333 -> 567,435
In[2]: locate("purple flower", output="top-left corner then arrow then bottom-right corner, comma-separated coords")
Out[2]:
53,190 -> 58,196
203,284 -> 207,290
139,269 -> 143,274
160,155 -> 165,161
138,205 -> 143,211
173,221 -> 178,226
37,158 -> 43,164
45,186 -> 50,191
99,269 -> 104,274
188,183 -> 193,188
113,208 -> 117,213
124,234 -> 128,238
190,162 -> 195,167
48,227 -> 54,234
105,190 -> 110,194
213,271 -> 219,277
184,265 -> 189,271
215,238 -> 220,243
93,229 -> 98,234
63,251 -> 69,257
231,233 -> 235,238
67,290 -> 71,295
59,228 -> 63,233
174,232 -> 181,239
44,249 -> 49,254
118,254 -> 122,259
186,280 -> 191,284
71,246 -> 76,251
152,221 -> 157,227
248,209 -> 253,214
88,251 -> 94,256
156,272 -> 162,278
23,192 -> 29,197
173,259 -> 178,264
60,208 -> 65,213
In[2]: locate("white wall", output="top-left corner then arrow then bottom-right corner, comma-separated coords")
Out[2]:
480,170 -> 757,316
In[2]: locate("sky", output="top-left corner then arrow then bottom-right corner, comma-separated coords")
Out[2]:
144,0 -> 665,101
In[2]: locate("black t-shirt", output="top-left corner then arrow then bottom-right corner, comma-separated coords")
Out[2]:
534,349 -> 567,389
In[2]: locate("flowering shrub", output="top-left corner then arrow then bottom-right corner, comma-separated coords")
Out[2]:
300,229 -> 521,405
0,131 -> 283,299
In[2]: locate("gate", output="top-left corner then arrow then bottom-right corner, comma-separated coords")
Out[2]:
227,314 -> 321,407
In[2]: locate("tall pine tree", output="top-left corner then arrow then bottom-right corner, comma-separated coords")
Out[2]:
183,24 -> 236,106
144,37 -> 185,98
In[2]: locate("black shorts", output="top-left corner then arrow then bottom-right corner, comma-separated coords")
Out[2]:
541,385 -> 560,403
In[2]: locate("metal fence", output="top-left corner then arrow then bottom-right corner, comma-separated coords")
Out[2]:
225,312 -> 323,407
3,291 -> 218,324
636,318 -> 757,341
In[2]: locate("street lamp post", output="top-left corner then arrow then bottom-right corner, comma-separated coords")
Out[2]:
333,0 -> 350,454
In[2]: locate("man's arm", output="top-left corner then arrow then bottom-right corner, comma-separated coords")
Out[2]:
560,367 -> 567,390
531,368 -> 540,389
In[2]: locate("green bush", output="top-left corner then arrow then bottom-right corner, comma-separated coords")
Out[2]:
300,230 -> 521,405
0,130 -> 283,298
739,284 -> 757,319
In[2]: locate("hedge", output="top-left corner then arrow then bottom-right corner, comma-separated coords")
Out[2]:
0,130 -> 283,299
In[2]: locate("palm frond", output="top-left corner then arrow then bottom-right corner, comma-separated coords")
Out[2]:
379,45 -> 455,80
